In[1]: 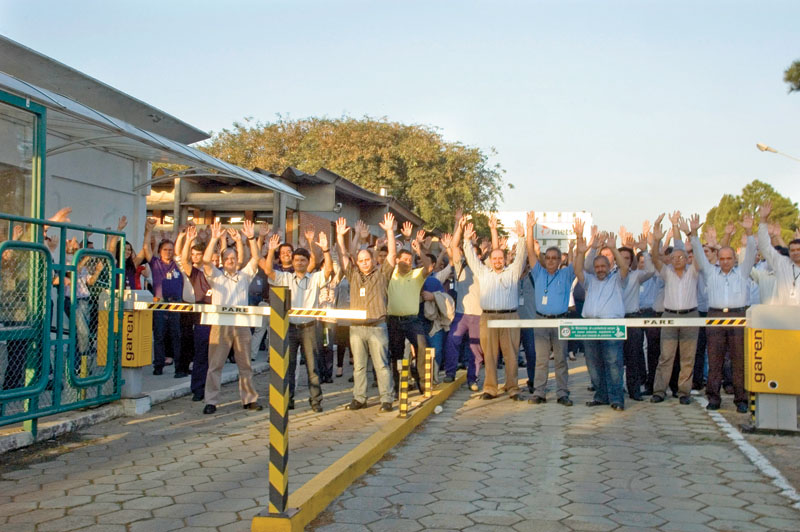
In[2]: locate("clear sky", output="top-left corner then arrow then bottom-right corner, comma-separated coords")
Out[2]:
2,0 -> 799,232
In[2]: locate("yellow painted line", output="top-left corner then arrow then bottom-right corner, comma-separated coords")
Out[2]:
251,371 -> 467,532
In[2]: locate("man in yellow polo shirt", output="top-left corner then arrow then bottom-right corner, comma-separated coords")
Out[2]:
387,240 -> 430,395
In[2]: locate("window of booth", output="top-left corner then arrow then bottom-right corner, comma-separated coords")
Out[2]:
0,91 -> 46,226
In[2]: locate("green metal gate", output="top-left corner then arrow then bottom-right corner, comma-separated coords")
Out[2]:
0,213 -> 125,437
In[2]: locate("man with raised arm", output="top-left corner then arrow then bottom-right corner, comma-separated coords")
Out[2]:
757,201 -> 800,306
335,214 -> 396,413
689,213 -> 755,413
201,220 -> 261,415
650,211 -> 701,406
528,213 -> 582,407
262,231 -> 333,412
574,231 -> 629,411
462,217 -> 527,401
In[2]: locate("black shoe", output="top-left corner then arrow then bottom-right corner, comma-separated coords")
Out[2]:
587,386 -> 595,392
378,402 -> 393,413
679,396 -> 691,405
174,371 -> 188,379
311,404 -> 323,413
203,404 -> 216,415
243,402 -> 263,411
671,389 -> 679,398
153,367 -> 163,376
557,397 -> 573,407
458,363 -> 467,370
736,402 -> 748,414
192,393 -> 204,402
692,382 -> 705,391
480,393 -> 496,400
527,380 -> 534,394
585,400 -> 609,407
706,403 -> 720,411
611,403 -> 625,411
346,399 -> 366,410
724,385 -> 734,395
630,394 -> 643,402
650,395 -> 664,403
642,387 -> 653,396
528,396 -> 546,404
288,399 -> 295,410
300,357 -> 305,365
519,359 -> 527,368
348,376 -> 354,383
509,394 -> 523,402
443,375 -> 455,383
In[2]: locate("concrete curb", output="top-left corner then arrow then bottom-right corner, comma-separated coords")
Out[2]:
251,371 -> 467,532
0,360 -> 269,455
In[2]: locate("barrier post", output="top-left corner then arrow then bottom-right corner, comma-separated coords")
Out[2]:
398,358 -> 409,418
424,347 -> 434,398
268,286 -> 291,515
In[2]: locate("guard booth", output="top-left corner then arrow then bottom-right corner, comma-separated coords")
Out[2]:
745,305 -> 800,431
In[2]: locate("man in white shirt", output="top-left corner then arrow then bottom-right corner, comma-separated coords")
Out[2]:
650,212 -> 700,405
462,217 -> 527,400
262,232 -> 334,413
689,213 -> 755,413
757,201 -> 800,306
202,220 -> 261,415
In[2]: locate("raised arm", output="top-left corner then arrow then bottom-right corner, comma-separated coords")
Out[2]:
316,231 -> 334,280
142,218 -> 156,262
260,234 -> 281,281
461,222 -> 489,275
510,220 -> 528,277
635,232 -> 655,282
720,220 -> 735,248
756,201 -> 783,270
574,230 -> 587,284
688,214 -> 710,274
335,217 -> 352,271
241,219 -> 259,269
651,217 -> 665,273
202,222 -> 223,277
179,225 -> 196,276
379,212 -> 397,267
488,213 -> 500,250
525,211 -> 539,269
451,212 -> 465,265
606,233 -> 628,279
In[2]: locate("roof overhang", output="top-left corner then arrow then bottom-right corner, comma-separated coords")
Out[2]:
0,71 -> 303,200
0,35 -> 208,144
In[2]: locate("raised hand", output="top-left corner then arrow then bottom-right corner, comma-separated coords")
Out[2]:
526,211 -> 538,229
741,212 -> 754,234
669,211 -> 681,226
422,235 -> 433,250
622,233 -> 635,248
687,214 -> 701,235
416,229 -> 426,243
242,219 -> 255,240
359,221 -> 370,240
375,236 -> 387,249
705,226 -> 718,246
642,219 -> 651,236
440,233 -> 452,249
379,212 -> 396,233
636,233 -> 648,252
724,220 -> 735,235
606,232 -> 617,247
227,227 -> 242,242
488,213 -> 498,230
513,219 -> 525,237
411,239 -> 422,255
454,207 -> 464,224
210,221 -> 223,239
258,221 -> 270,238
303,226 -> 315,246
575,234 -> 588,254
145,217 -> 157,232
498,236 -> 508,250
316,231 -> 329,250
268,233 -> 281,251
759,200 -> 772,221
665,227 -> 674,244
653,219 -> 664,242
12,224 -> 24,240
572,218 -> 585,239
116,216 -> 128,232
336,217 -> 351,236
186,225 -> 197,242
654,213 -> 666,229
401,221 -> 413,239
463,222 -> 475,242
49,207 -> 72,224
677,216 -> 690,235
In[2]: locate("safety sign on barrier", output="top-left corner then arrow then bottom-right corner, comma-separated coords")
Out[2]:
558,324 -> 627,340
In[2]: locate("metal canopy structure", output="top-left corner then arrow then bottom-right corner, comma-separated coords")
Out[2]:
0,71 -> 303,200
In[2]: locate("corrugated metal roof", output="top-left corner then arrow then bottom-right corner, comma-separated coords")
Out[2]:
0,71 -> 303,199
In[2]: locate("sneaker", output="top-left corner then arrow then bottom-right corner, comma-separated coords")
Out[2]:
568,351 -> 576,361
443,375 -> 455,383
528,396 -> 546,404
243,402 -> 263,411
557,397 -> 573,407
192,393 -> 204,402
346,399 -> 367,410
378,402 -> 393,413
203,404 -> 216,415
469,383 -> 479,392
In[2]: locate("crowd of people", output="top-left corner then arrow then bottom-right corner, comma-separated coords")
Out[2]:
3,201 -> 800,417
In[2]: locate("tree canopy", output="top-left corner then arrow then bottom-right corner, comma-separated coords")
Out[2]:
785,59 -> 800,93
703,179 -> 799,245
201,116 -> 506,232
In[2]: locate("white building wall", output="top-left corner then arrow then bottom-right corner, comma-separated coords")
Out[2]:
44,133 -> 149,248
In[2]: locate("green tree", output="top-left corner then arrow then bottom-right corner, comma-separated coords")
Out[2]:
201,116 -> 506,232
704,180 -> 799,246
785,59 -> 800,93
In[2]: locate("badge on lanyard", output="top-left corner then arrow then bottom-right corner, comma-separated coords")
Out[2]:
360,287 -> 366,297
542,295 -> 548,305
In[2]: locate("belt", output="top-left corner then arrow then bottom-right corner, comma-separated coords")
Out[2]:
664,307 -> 697,315
537,312 -> 567,319
484,309 -> 516,314
709,307 -> 747,313
389,315 -> 418,321
625,312 -> 641,318
291,321 -> 316,329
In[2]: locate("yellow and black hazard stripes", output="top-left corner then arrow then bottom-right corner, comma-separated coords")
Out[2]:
749,392 -> 756,424
146,302 -> 195,311
399,358 -> 410,418
424,348 -> 434,398
268,286 -> 291,515
705,318 -> 747,326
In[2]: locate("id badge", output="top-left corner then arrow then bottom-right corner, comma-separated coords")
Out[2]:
360,287 -> 366,297
542,295 -> 548,305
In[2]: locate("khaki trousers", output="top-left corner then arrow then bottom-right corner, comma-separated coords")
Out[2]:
205,325 -> 258,406
653,310 -> 698,399
479,311 -> 520,396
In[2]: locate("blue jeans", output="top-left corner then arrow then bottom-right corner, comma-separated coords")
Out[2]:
520,327 -> 536,384
427,329 -> 445,369
584,340 -> 624,406
444,313 -> 483,383
349,323 -> 393,404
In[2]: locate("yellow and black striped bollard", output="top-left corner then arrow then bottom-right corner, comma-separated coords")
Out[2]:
268,286 -> 291,515
398,358 -> 409,418
424,347 -> 434,398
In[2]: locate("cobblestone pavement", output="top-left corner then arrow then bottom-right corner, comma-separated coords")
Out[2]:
0,360 -> 405,532
312,364 -> 800,532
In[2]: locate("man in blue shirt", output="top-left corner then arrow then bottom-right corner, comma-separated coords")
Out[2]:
528,215 -> 585,407
575,231 -> 629,411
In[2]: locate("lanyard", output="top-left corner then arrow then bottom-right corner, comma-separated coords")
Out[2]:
793,264 -> 800,287
543,270 -> 558,294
